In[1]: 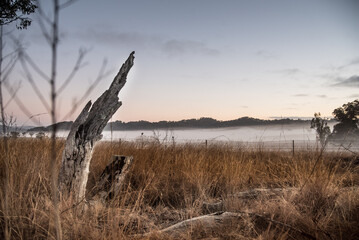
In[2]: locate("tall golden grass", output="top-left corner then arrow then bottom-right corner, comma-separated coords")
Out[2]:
0,138 -> 358,239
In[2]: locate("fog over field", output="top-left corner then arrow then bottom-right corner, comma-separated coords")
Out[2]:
101,123 -> 318,142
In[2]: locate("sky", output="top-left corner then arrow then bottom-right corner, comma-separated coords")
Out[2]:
2,0 -> 359,126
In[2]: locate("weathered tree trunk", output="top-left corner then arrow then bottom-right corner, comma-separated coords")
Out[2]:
91,155 -> 133,202
58,52 -> 135,201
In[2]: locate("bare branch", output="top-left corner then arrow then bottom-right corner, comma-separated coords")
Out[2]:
19,53 -> 51,112
36,0 -> 53,26
1,56 -> 17,84
3,81 -> 21,109
57,48 -> 88,95
22,52 -> 50,81
1,49 -> 18,61
37,17 -> 52,44
59,0 -> 79,9
1,16 -> 21,26
61,59 -> 111,121
2,83 -> 41,125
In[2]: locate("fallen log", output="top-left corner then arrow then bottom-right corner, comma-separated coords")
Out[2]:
159,211 -> 243,238
58,52 -> 135,201
143,211 -> 316,240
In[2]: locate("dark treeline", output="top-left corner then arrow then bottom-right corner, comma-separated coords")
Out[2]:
105,117 -> 310,130
24,117 -> 313,132
26,121 -> 73,132
24,117 -> 314,132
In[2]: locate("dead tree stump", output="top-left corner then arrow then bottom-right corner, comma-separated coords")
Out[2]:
58,52 -> 135,201
91,155 -> 133,202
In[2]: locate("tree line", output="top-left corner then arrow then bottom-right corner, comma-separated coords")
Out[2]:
22,116 -> 311,133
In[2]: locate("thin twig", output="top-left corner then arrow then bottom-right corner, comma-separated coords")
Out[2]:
2,82 -> 42,125
18,53 -> 51,111
59,0 -> 79,9
1,54 -> 17,84
57,48 -> 88,95
22,52 -> 50,82
60,196 -> 87,215
61,59 -> 111,121
3,80 -> 21,108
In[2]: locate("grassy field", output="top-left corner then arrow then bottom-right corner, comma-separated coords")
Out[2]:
0,138 -> 358,239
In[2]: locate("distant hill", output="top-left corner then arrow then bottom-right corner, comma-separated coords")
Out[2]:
104,117 -> 311,130
25,117 -> 313,132
27,121 -> 73,132
0,124 -> 35,133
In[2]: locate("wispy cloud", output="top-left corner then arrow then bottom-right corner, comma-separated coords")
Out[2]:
161,39 -> 220,57
255,50 -> 277,59
337,57 -> 359,70
332,75 -> 359,87
316,94 -> 327,98
349,57 -> 359,66
292,93 -> 308,97
348,94 -> 359,99
277,68 -> 301,75
76,29 -> 220,57
76,29 -> 159,48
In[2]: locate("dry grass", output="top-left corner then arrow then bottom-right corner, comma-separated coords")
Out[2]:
0,138 -> 358,239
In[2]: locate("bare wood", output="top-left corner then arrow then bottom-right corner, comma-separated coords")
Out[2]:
142,212 -> 243,239
91,155 -> 133,202
58,52 -> 135,201
145,211 -> 316,240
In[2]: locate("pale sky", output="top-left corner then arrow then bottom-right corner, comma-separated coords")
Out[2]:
3,0 -> 359,125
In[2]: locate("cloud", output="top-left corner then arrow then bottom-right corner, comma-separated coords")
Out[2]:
349,57 -> 359,66
255,50 -> 277,59
76,30 -> 158,48
277,68 -> 301,75
338,57 -> 359,70
348,94 -> 359,99
76,29 -> 220,57
316,94 -> 327,98
161,39 -> 220,57
332,75 -> 359,87
292,93 -> 308,97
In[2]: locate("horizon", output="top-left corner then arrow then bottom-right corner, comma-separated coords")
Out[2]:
11,115 -> 332,129
2,0 -> 359,125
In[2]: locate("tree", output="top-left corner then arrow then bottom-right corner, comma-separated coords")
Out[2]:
0,2 -> 36,239
59,52 -> 135,202
0,0 -> 37,29
332,99 -> 359,136
311,112 -> 331,146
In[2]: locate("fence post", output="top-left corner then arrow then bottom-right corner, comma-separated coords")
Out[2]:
292,140 -> 295,156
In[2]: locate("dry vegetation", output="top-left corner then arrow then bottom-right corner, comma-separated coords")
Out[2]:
0,137 -> 358,239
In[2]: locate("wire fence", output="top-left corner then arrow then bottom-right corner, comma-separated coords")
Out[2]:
8,129 -> 359,154
104,136 -> 359,154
